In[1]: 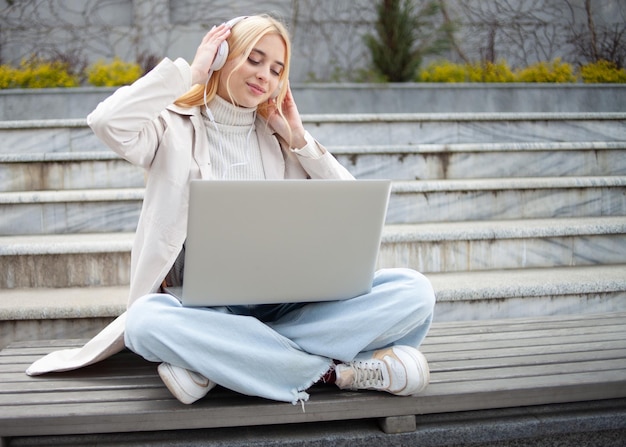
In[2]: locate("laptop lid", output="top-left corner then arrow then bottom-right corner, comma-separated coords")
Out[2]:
178,179 -> 391,307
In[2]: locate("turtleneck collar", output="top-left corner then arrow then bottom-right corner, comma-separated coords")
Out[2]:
203,94 -> 256,127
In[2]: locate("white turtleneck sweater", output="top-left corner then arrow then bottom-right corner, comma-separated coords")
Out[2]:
202,95 -> 265,180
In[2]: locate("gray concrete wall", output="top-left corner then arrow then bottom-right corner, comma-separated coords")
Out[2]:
1,84 -> 624,120
1,0 -> 624,83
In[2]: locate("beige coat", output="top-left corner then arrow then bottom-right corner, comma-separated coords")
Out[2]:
26,58 -> 353,375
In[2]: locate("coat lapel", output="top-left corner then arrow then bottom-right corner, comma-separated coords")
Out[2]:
256,118 -> 285,180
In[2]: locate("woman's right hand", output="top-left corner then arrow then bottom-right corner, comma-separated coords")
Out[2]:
190,24 -> 231,85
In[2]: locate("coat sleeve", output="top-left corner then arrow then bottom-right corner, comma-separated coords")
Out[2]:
290,131 -> 355,180
87,58 -> 193,169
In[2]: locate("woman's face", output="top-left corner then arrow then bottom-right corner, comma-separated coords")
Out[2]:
217,33 -> 285,108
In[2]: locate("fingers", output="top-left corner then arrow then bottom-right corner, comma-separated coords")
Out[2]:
190,24 -> 231,85
202,23 -> 230,44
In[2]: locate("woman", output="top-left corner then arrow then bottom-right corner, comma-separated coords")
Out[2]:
27,14 -> 435,406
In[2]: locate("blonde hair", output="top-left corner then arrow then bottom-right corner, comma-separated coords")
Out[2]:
175,15 -> 291,123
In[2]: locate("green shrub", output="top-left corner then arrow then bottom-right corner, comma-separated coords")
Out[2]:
466,61 -> 515,83
86,57 -> 142,87
419,60 -> 467,82
579,60 -> 626,83
418,60 -> 515,82
0,58 -> 79,89
515,58 -> 576,83
364,0 -> 452,82
0,65 -> 19,89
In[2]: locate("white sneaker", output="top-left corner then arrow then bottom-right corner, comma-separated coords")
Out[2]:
157,362 -> 216,404
335,345 -> 430,396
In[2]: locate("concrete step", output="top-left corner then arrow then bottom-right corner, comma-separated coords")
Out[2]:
2,217 -> 624,288
1,114 -> 624,156
2,141 -> 625,192
0,188 -> 142,235
378,216 -> 626,273
0,151 -> 145,192
0,119 -> 101,155
2,177 -> 625,235
334,141 -> 626,181
429,264 -> 626,322
2,265 -> 624,349
387,176 -> 626,223
304,113 -> 626,145
0,233 -> 132,288
0,285 -> 127,349
1,177 -> 625,235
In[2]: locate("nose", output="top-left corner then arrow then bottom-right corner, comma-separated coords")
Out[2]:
255,64 -> 271,82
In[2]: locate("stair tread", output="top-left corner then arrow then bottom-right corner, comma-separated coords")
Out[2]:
2,216 -> 625,255
1,112 -> 624,130
1,176 -> 625,204
0,188 -> 144,203
392,176 -> 626,192
0,285 -> 128,320
331,141 -> 626,154
2,141 -> 625,161
429,264 -> 626,301
1,265 -> 623,321
383,216 -> 626,241
0,232 -> 134,255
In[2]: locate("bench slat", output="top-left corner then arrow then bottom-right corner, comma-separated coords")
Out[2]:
1,369 -> 625,437
431,347 -> 626,371
423,339 -> 626,360
2,360 -> 624,407
1,312 -> 625,438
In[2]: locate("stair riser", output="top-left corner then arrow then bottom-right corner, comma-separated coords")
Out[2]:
0,160 -> 144,192
378,234 -> 626,273
3,234 -> 623,288
1,117 -> 624,155
2,149 -> 625,193
387,186 -> 626,223
336,150 -> 626,180
0,253 -> 130,288
2,292 -> 624,345
434,291 -> 626,322
3,290 -> 623,349
0,202 -> 140,235
2,187 -> 624,235
0,126 -> 102,155
1,317 -> 119,351
307,118 -> 626,145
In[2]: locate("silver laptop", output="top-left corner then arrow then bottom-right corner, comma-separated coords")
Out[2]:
169,179 -> 391,307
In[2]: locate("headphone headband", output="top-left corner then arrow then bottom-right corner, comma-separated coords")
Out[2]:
226,16 -> 248,28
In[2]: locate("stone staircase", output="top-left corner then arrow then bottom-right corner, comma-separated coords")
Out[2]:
1,112 -> 625,348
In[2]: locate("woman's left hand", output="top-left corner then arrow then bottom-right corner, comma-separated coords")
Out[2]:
266,82 -> 307,149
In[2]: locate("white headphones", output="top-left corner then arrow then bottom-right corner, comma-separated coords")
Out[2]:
209,16 -> 282,99
210,16 -> 248,71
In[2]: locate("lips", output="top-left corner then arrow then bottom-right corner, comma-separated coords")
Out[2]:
247,82 -> 266,96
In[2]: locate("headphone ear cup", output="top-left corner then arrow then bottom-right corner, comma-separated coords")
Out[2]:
211,40 -> 229,71
270,81 -> 283,99
209,17 -> 248,73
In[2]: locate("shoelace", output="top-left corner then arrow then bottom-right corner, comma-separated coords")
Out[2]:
351,359 -> 385,389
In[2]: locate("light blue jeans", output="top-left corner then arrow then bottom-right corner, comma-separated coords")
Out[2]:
124,268 -> 435,404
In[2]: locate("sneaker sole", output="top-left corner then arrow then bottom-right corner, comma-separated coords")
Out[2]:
157,363 -> 213,404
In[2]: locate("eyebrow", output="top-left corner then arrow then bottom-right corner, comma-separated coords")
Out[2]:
251,48 -> 285,68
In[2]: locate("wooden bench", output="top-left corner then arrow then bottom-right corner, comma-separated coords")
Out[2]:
1,312 -> 625,444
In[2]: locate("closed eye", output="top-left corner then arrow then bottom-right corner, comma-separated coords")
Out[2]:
247,57 -> 282,77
